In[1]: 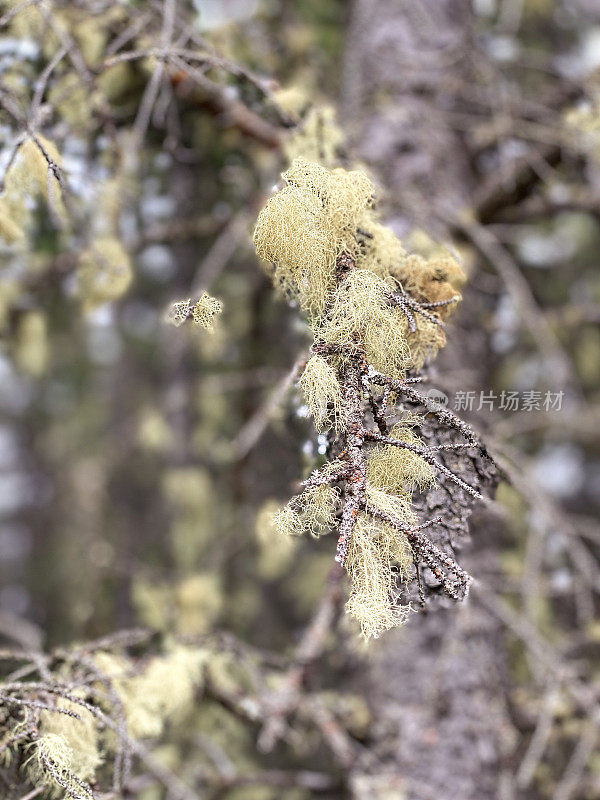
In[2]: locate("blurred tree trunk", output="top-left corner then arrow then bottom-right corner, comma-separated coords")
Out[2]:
342,2 -> 517,796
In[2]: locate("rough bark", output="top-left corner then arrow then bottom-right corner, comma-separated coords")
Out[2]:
342,2 -> 517,796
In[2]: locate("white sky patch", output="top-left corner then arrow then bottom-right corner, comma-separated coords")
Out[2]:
532,444 -> 584,499
194,0 -> 259,30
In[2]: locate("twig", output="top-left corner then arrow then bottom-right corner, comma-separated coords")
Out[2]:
552,716 -> 599,800
190,210 -> 251,296
230,353 -> 308,459
456,219 -> 580,397
257,562 -> 345,752
516,683 -> 560,789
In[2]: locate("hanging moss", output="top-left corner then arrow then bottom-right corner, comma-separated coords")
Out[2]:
367,424 -> 435,494
253,158 -> 373,317
0,135 -> 66,245
26,732 -> 95,799
15,310 -> 48,377
192,292 -> 223,332
253,147 -> 468,638
317,269 -> 411,377
299,354 -> 346,430
0,197 -> 25,243
78,237 -> 133,309
283,105 -> 345,165
344,513 -> 412,640
272,504 -> 306,538
38,698 -> 102,785
166,293 -> 222,332
93,646 -> 207,740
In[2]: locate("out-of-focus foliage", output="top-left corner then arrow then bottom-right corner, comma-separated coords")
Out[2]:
1,630 -> 371,798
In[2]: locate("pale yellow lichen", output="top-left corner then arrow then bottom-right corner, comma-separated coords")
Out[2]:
39,697 -> 102,783
566,102 -> 600,160
175,573 -> 222,635
27,732 -> 94,799
273,85 -> 310,119
355,214 -> 407,277
299,483 -> 338,536
317,269 -> 393,340
0,197 -> 24,244
365,484 -> 416,527
254,185 -> 335,316
255,499 -> 299,579
97,61 -> 136,102
367,424 -> 435,495
299,354 -> 346,430
405,318 -> 448,372
273,482 -> 338,540
131,579 -> 173,631
404,228 -> 455,260
15,311 -> 48,377
163,466 -> 212,511
317,269 -> 411,378
78,237 -> 133,308
1,136 -> 66,240
253,159 -> 373,317
5,137 -> 63,200
272,504 -> 306,537
399,253 -> 465,313
5,0 -> 46,41
356,211 -> 464,299
284,105 -> 345,166
137,407 -> 171,452
133,573 -> 222,634
345,513 -> 412,639
48,72 -> 92,131
192,292 -> 222,332
166,299 -> 191,327
282,159 -> 373,252
251,134 -> 470,640
93,646 -> 207,740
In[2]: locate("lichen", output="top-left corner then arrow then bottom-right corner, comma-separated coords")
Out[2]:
192,292 -> 223,332
39,698 -> 102,784
316,269 -> 411,378
253,158 -> 373,317
26,732 -> 94,799
78,237 -> 133,309
367,424 -> 435,495
0,135 -> 66,244
167,299 -> 192,327
283,105 -> 345,165
93,646 -> 207,740
166,293 -> 222,332
299,354 -> 346,430
344,513 -> 412,639
253,131 -> 469,639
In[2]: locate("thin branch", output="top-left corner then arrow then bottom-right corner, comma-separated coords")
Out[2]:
229,353 -> 308,459
456,219 -> 581,397
365,431 -> 484,500
257,562 -> 345,752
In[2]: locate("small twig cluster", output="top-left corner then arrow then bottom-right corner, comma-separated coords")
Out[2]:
303,255 -> 482,599
253,157 -> 490,637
